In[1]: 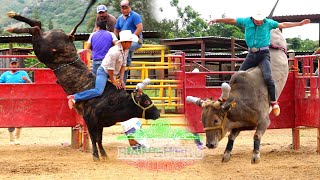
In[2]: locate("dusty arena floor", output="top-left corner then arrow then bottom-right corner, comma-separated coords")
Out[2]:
0,125 -> 320,180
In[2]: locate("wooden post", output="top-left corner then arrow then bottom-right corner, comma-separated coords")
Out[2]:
292,127 -> 300,150
201,41 -> 205,66
317,128 -> 320,154
71,126 -> 80,149
9,43 -> 13,55
231,37 -> 235,71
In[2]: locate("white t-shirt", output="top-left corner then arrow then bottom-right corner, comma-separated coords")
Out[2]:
101,44 -> 129,76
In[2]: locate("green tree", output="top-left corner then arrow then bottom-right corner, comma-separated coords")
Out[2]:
48,19 -> 54,30
32,8 -> 40,21
287,37 -> 318,52
155,0 -> 244,39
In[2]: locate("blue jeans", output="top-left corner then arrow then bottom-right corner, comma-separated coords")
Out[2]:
240,50 -> 276,101
124,41 -> 142,83
74,66 -> 108,102
92,60 -> 103,76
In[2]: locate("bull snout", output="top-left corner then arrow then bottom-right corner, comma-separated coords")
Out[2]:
206,142 -> 218,149
146,107 -> 161,120
153,112 -> 161,120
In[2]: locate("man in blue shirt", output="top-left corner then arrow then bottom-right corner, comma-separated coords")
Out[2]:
207,12 -> 310,116
114,0 -> 143,84
87,21 -> 117,75
0,58 -> 32,145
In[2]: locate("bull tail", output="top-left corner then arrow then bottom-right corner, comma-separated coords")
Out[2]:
69,0 -> 97,36
268,0 -> 279,18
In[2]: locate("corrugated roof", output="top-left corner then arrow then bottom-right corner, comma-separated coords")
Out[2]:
273,14 -> 320,22
160,36 -> 247,51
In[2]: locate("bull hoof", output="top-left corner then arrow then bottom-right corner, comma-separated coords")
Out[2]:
101,155 -> 109,161
92,156 -> 100,161
7,11 -> 17,18
251,153 -> 261,164
222,153 -> 231,163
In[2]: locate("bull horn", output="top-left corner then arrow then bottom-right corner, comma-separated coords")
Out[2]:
186,96 -> 203,107
136,78 -> 151,90
268,0 -> 279,18
68,0 -> 97,36
219,82 -> 231,100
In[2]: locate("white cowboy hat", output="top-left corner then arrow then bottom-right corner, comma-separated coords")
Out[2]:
116,30 -> 138,43
252,10 -> 266,21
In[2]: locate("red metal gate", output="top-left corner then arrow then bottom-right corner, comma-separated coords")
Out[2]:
0,53 -> 89,149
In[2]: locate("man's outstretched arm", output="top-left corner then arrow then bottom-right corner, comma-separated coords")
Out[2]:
278,19 -> 311,29
207,18 -> 237,25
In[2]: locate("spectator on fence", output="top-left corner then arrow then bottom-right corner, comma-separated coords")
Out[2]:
114,0 -> 143,84
87,21 -> 118,75
93,4 -> 117,32
0,58 -> 32,145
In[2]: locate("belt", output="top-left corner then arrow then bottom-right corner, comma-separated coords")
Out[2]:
249,46 -> 269,53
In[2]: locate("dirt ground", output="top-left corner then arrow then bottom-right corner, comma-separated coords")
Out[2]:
0,125 -> 320,180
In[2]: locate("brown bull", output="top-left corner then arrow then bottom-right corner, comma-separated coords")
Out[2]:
187,28 -> 288,164
5,0 -> 160,161
186,1 -> 289,163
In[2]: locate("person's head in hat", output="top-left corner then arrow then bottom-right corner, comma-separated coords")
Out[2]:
116,30 -> 138,50
120,0 -> 131,16
9,58 -> 19,70
252,10 -> 267,26
96,4 -> 108,19
8,58 -> 22,74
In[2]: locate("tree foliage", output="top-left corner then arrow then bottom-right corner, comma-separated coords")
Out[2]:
155,0 -> 244,39
286,37 -> 318,52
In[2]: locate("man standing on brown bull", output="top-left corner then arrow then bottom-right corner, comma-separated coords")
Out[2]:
208,11 -> 310,116
94,4 -> 117,32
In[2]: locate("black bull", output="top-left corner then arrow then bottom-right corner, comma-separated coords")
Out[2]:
6,0 -> 160,161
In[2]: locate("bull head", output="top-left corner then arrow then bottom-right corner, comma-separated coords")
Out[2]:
132,78 -> 159,119
186,82 -> 235,149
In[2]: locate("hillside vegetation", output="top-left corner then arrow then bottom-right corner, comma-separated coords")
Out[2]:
1,0 -> 105,33
0,0 -> 156,35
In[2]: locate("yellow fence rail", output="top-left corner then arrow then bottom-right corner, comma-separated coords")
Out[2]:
84,44 -> 183,114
